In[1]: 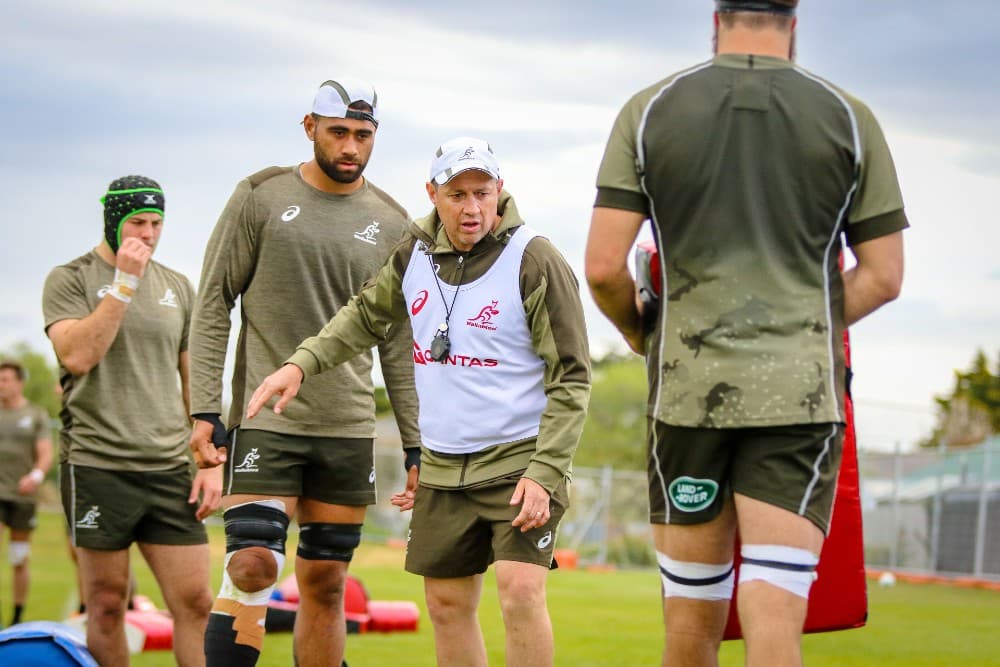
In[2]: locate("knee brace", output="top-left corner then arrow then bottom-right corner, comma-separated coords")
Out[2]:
218,500 -> 289,602
297,523 -> 362,562
9,541 -> 30,566
738,544 -> 819,599
223,500 -> 290,556
657,551 -> 734,601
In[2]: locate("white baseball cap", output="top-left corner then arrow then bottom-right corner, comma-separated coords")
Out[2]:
429,137 -> 500,186
311,78 -> 379,126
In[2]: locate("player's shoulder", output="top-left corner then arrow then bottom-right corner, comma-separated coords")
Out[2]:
244,165 -> 294,190
45,250 -> 101,286
789,65 -> 877,119
148,260 -> 195,291
361,180 -> 409,221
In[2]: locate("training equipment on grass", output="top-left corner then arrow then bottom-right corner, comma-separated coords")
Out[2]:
265,574 -> 419,634
61,595 -> 174,654
0,621 -> 98,666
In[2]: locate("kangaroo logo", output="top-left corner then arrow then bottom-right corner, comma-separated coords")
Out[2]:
466,300 -> 500,331
76,506 -> 101,529
159,288 -> 178,308
353,220 -> 380,245
458,147 -> 476,160
234,448 -> 261,473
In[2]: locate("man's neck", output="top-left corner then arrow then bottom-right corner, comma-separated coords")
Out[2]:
0,395 -> 26,410
299,161 -> 365,195
94,242 -> 116,266
716,31 -> 792,60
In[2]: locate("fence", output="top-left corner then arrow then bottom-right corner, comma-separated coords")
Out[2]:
368,438 -> 1000,578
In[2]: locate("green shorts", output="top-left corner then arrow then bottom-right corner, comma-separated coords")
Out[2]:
0,499 -> 37,532
647,420 -> 843,533
405,475 -> 569,578
60,463 -> 208,550
225,429 -> 375,506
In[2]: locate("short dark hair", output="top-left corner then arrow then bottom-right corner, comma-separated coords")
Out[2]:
0,360 -> 25,381
718,10 -> 794,31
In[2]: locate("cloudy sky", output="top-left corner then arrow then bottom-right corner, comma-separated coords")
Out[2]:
2,0 -> 997,451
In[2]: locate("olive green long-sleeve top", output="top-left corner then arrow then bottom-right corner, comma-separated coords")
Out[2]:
189,166 -> 421,448
288,191 -> 591,493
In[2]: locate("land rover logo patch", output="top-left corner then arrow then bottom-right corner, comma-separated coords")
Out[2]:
668,476 -> 718,512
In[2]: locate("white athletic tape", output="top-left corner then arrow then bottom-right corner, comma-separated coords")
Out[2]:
9,541 -> 30,566
218,550 -> 285,605
657,551 -> 735,601
738,544 -> 819,599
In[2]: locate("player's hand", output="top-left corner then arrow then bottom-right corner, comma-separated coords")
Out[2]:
390,464 -> 419,512
190,418 -> 226,468
16,473 -> 40,495
510,477 -> 551,533
623,292 -> 647,355
190,466 -> 223,521
116,237 -> 153,277
246,364 -> 304,419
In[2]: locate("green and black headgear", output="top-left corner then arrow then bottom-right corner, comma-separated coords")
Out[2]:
100,175 -> 165,253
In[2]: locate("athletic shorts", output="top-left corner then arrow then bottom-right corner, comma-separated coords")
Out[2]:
225,428 -> 375,506
60,463 -> 208,550
0,499 -> 37,532
647,420 -> 843,534
405,475 -> 569,578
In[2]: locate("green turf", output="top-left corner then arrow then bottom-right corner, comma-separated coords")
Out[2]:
6,511 -> 1000,666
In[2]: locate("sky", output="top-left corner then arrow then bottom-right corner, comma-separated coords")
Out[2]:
1,0 -> 997,452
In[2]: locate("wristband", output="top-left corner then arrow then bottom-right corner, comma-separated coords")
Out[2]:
192,413 -> 231,448
29,468 -> 45,484
107,269 -> 140,304
403,447 -> 421,473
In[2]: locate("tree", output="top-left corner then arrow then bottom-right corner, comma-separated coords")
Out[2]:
576,352 -> 648,470
923,349 -> 1000,447
1,342 -> 60,418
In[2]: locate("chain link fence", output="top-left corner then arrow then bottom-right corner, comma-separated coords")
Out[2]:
369,436 -> 999,578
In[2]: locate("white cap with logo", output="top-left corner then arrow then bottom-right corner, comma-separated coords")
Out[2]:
429,137 -> 501,186
311,77 -> 379,126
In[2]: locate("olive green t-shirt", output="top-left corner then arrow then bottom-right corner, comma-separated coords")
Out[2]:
0,402 -> 49,500
189,167 -> 420,445
42,251 -> 194,470
596,54 -> 909,427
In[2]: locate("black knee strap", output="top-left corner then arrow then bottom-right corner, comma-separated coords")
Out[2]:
297,523 -> 362,562
223,503 -> 290,554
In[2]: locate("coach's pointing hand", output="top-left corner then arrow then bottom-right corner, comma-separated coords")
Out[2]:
247,363 -> 305,419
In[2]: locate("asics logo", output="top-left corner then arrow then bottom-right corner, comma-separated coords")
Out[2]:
411,290 -> 429,315
537,531 -> 553,550
281,206 -> 301,222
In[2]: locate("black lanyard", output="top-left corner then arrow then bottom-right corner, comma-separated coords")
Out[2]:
428,253 -> 466,362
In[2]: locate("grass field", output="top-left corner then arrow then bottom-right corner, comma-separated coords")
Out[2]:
6,510 -> 1000,666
